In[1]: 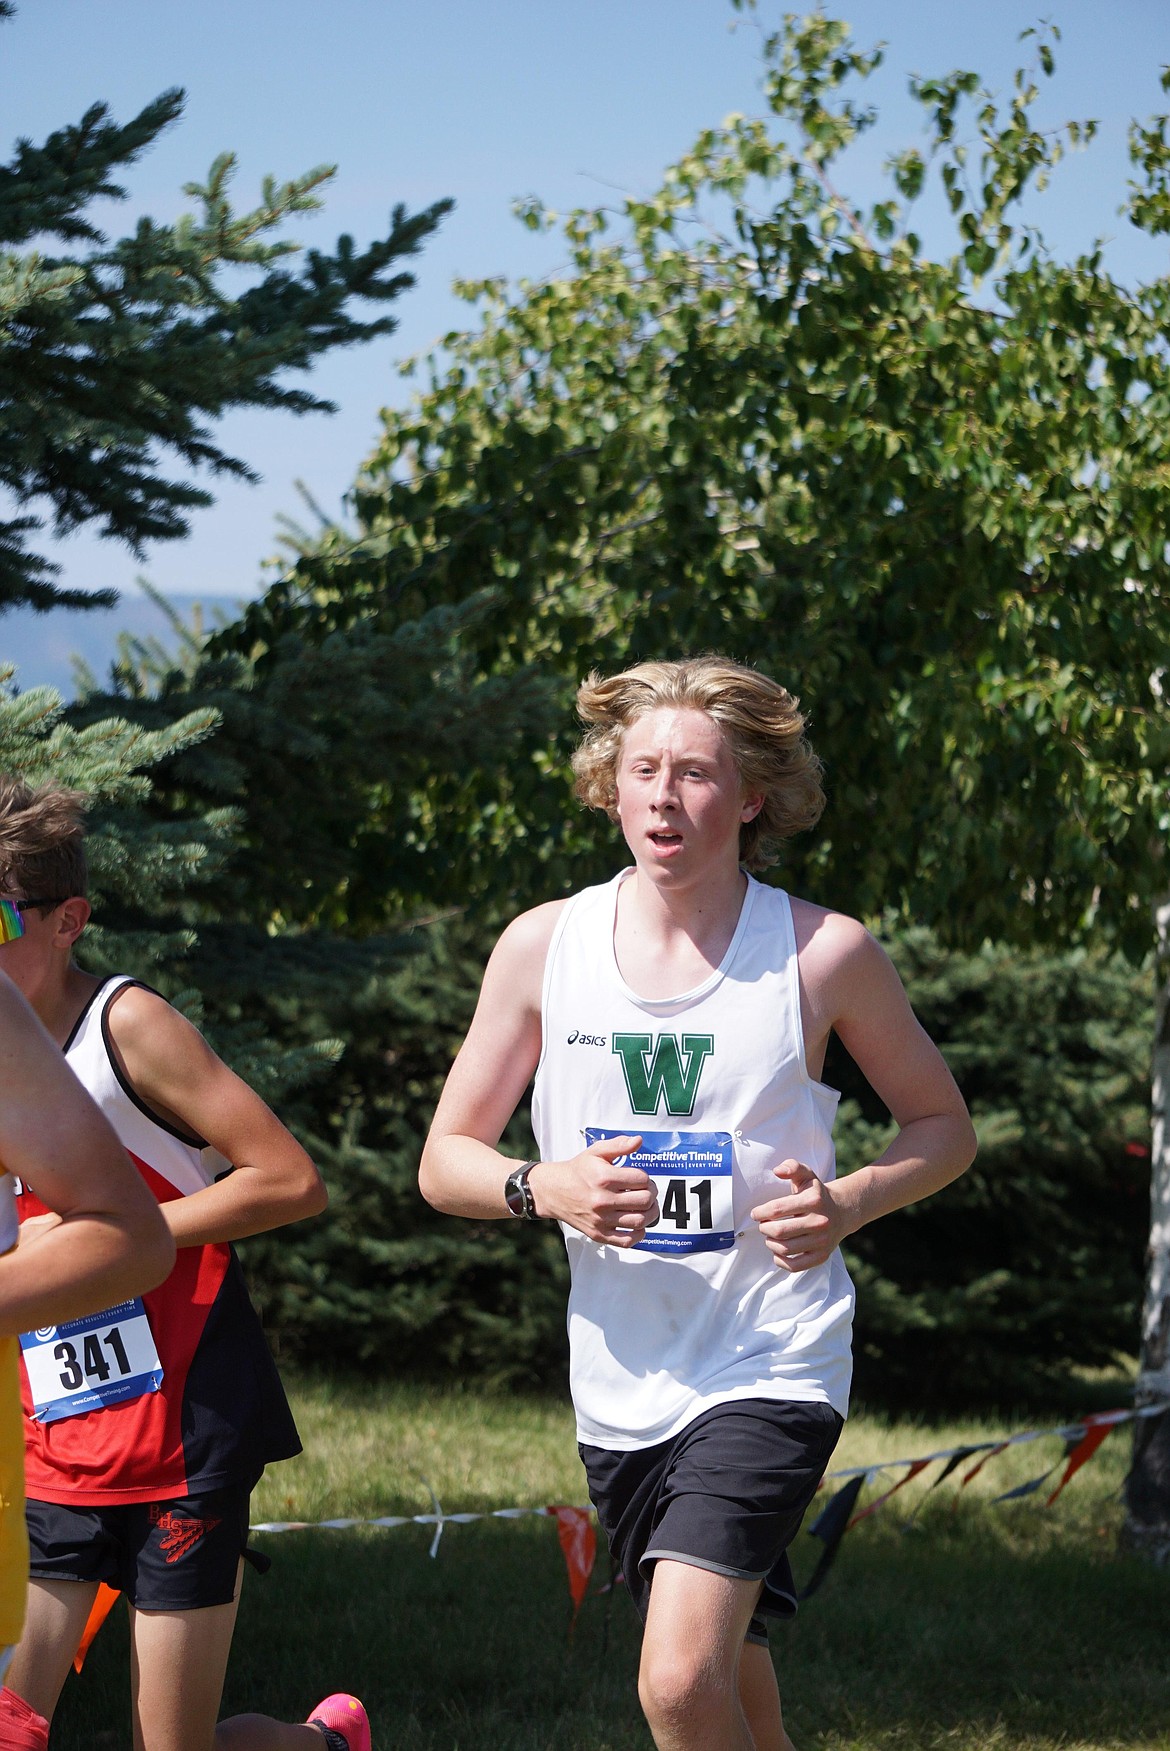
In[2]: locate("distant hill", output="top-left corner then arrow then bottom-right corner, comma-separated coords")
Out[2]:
0,593 -> 249,700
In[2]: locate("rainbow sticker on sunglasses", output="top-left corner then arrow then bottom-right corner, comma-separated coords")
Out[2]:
0,900 -> 25,945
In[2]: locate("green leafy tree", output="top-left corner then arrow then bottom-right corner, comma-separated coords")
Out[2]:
210,11 -> 1170,1532
0,14 -> 450,611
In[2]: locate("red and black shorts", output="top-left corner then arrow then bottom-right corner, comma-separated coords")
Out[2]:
25,1482 -> 253,1611
581,1397 -> 843,1645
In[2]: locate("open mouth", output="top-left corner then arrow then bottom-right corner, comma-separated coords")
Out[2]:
649,830 -> 682,847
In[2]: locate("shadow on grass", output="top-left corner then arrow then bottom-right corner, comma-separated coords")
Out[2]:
783,1518 -> 1170,1751
48,1510 -> 1170,1751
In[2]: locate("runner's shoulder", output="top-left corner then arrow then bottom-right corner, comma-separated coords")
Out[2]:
484,900 -> 570,1006
492,898 -> 570,964
104,982 -> 217,1094
789,897 -> 885,990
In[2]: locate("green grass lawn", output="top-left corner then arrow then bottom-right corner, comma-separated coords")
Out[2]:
50,1377 -> 1170,1750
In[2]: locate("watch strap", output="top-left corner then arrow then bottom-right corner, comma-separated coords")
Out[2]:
504,1160 -> 540,1220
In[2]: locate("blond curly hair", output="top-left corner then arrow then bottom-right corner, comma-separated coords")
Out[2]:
571,657 -> 824,871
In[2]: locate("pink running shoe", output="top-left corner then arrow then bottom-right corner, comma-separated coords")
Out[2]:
306,1693 -> 372,1751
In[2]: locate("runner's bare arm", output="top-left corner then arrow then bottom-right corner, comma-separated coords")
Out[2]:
0,975 -> 174,1329
105,984 -> 326,1248
752,910 -> 976,1271
420,904 -> 657,1245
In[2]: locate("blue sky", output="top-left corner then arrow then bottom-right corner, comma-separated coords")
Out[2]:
4,0 -> 1170,609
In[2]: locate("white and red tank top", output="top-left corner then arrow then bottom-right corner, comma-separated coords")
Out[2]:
17,976 -> 299,1506
531,871 -> 855,1451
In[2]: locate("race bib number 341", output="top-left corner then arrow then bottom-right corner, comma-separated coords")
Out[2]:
586,1128 -> 736,1255
20,1299 -> 163,1424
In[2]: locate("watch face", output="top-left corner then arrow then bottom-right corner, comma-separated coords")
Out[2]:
504,1171 -> 527,1216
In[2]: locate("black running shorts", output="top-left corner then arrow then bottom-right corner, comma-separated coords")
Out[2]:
581,1398 -> 843,1645
26,1483 -> 252,1611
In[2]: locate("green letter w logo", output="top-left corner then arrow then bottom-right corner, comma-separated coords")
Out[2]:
612,1033 -> 714,1117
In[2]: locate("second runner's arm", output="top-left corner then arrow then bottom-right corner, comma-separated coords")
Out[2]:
104,984 -> 327,1248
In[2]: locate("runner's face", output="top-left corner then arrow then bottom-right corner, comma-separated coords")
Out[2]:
614,708 -> 761,878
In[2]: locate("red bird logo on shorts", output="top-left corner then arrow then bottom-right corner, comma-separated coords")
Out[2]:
148,1506 -> 223,1564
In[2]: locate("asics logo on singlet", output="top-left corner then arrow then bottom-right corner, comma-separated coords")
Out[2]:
567,1031 -> 607,1047
612,1033 -> 714,1117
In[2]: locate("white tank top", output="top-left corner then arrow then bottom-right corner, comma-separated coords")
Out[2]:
531,871 -> 855,1450
66,976 -> 230,1193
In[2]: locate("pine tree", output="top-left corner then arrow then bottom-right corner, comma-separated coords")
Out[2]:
0,1 -> 456,1073
832,928 -> 1153,1409
0,664 -> 225,989
0,6 -> 472,1324
62,589 -> 562,1369
0,9 -> 450,611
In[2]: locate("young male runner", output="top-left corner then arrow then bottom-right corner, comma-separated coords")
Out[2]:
420,657 -> 977,1751
0,781 -> 371,1751
0,960 -> 174,1700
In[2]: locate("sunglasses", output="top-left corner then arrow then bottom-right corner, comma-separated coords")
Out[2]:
0,897 -> 66,945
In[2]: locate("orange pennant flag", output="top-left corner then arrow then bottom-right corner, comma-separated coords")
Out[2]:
550,1506 -> 596,1628
848,1459 -> 931,1528
73,1583 -> 119,1674
1047,1420 -> 1117,1506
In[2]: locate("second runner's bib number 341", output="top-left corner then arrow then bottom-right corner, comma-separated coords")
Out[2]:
585,1128 -> 736,1254
20,1298 -> 163,1424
